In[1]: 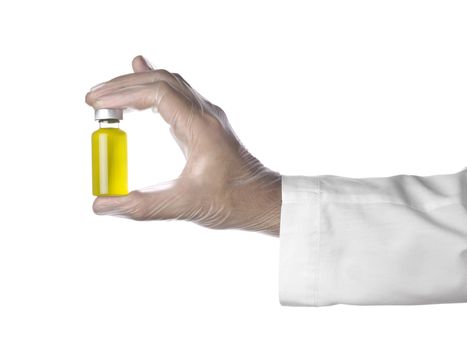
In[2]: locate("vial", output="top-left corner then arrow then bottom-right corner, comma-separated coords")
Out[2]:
92,108 -> 128,196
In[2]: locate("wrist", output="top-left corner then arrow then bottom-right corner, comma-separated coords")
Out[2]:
258,171 -> 282,235
229,170 -> 282,235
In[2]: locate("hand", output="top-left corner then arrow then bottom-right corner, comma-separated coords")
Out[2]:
85,56 -> 281,235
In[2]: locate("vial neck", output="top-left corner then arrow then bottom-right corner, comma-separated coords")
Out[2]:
99,119 -> 120,128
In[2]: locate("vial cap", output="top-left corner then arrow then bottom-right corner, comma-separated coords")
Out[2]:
95,108 -> 123,121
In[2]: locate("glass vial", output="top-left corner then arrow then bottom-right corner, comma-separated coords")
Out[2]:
92,108 -> 128,196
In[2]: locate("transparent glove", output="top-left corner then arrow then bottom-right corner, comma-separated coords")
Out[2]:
85,56 -> 281,235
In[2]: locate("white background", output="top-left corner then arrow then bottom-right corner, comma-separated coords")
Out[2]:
0,0 -> 466,349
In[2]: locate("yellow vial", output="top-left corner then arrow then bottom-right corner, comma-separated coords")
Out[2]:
92,108 -> 128,196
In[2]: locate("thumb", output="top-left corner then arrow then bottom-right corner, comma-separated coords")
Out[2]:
93,182 -> 187,221
132,55 -> 153,73
93,191 -> 147,220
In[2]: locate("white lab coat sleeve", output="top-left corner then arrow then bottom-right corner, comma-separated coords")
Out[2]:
279,168 -> 467,306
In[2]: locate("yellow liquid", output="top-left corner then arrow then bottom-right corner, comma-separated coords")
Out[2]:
92,127 -> 128,196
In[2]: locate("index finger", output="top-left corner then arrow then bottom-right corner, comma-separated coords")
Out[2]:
86,81 -> 193,127
89,69 -> 189,99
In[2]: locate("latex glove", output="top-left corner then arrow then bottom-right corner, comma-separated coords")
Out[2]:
85,56 -> 281,235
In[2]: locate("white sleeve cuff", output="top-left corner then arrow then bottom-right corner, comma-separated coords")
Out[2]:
279,175 -> 321,306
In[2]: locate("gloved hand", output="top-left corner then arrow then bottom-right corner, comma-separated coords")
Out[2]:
85,56 -> 281,235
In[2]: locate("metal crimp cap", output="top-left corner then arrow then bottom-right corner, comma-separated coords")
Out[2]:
95,108 -> 123,121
